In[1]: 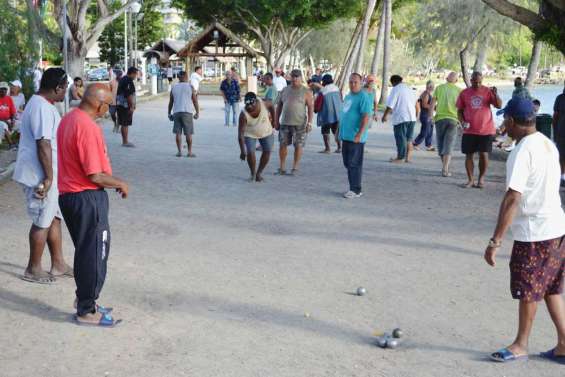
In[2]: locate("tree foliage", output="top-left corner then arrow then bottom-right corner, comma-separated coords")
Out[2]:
173,0 -> 364,69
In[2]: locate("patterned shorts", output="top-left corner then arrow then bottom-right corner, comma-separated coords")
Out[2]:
510,236 -> 565,302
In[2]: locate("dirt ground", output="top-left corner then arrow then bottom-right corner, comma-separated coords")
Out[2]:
0,96 -> 563,377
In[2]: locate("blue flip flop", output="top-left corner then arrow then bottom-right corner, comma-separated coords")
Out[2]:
490,348 -> 528,362
72,313 -> 122,328
96,305 -> 113,315
540,348 -> 565,365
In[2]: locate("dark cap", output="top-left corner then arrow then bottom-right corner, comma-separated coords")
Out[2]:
501,97 -> 535,119
321,74 -> 333,85
244,92 -> 257,106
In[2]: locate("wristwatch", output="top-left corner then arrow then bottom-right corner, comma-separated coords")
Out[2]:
488,238 -> 501,248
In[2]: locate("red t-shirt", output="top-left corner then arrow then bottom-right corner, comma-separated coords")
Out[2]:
456,86 -> 497,135
0,95 -> 16,121
57,108 -> 112,194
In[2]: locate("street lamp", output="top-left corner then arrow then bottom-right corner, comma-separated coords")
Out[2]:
123,0 -> 142,70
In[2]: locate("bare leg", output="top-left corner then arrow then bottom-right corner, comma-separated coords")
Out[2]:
46,218 -> 71,275
186,135 -> 193,156
442,154 -> 452,175
321,134 -> 330,152
335,134 -> 341,152
464,153 -> 475,187
175,133 -> 182,155
24,225 -> 54,282
505,300 -> 537,356
256,151 -> 271,181
405,142 -> 413,162
478,152 -> 489,186
121,125 -> 129,145
293,146 -> 303,171
246,151 -> 256,180
279,144 -> 288,172
545,294 -> 565,355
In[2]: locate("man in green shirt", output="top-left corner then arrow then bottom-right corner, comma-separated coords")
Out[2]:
262,73 -> 277,106
432,72 -> 461,177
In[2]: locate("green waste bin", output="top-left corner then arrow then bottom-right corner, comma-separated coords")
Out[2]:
536,114 -> 552,139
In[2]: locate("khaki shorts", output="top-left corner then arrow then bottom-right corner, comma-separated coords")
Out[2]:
22,184 -> 62,229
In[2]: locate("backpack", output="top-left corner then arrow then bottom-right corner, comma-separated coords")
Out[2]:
314,93 -> 324,113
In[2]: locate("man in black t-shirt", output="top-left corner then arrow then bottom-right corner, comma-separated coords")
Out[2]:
116,67 -> 138,147
553,82 -> 565,186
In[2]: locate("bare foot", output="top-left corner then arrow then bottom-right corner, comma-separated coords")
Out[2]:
389,158 -> 404,164
21,268 -> 56,284
460,181 -> 474,188
506,343 -> 528,358
318,149 -> 331,154
255,175 -> 264,182
50,263 -> 74,278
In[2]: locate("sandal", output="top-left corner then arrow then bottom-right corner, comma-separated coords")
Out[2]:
490,348 -> 528,363
72,313 -> 122,328
20,271 -> 56,285
539,348 -> 565,365
274,169 -> 286,176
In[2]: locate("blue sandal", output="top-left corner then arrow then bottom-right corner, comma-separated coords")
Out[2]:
490,348 -> 528,362
540,348 -> 565,365
72,313 -> 122,328
96,305 -> 113,314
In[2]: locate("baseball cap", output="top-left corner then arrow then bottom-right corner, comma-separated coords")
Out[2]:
10,80 -> 22,88
244,92 -> 257,106
0,82 -> 9,90
321,74 -> 333,85
500,97 -> 535,119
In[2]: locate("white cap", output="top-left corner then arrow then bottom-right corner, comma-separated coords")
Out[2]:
0,82 -> 9,90
10,80 -> 22,88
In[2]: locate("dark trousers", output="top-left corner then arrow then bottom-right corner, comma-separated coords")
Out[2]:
413,117 -> 434,147
342,140 -> 364,194
59,190 -> 110,316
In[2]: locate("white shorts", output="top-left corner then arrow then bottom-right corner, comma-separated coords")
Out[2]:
22,184 -> 62,229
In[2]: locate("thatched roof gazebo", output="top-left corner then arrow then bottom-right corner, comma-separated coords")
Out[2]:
144,39 -> 186,65
177,22 -> 260,80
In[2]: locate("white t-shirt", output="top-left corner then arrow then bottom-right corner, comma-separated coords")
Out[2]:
167,67 -> 173,78
171,82 -> 195,114
273,76 -> 287,92
506,132 -> 565,242
13,95 -> 60,188
190,72 -> 203,93
386,83 -> 417,125
11,93 -> 25,111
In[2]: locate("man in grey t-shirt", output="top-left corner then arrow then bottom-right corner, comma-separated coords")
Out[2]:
13,68 -> 73,284
274,69 -> 313,175
168,71 -> 200,157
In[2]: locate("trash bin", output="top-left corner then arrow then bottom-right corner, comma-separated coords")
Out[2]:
536,114 -> 553,139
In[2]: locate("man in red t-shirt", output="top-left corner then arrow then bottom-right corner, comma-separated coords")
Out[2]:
0,81 -> 16,129
58,83 -> 129,327
456,71 -> 502,188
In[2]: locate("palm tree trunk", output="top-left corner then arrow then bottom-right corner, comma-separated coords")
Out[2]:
371,5 -> 385,75
379,0 -> 392,104
525,39 -> 542,89
355,0 -> 378,73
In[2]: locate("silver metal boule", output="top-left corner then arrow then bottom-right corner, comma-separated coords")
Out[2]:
375,336 -> 387,348
386,338 -> 399,349
392,328 -> 403,338
356,287 -> 366,296
37,183 -> 45,190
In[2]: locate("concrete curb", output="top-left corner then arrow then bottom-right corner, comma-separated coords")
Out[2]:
0,161 -> 15,186
136,91 -> 170,104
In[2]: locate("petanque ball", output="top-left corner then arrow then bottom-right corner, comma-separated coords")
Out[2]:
386,338 -> 399,349
392,328 -> 403,339
375,336 -> 387,348
356,287 -> 367,296
37,183 -> 45,190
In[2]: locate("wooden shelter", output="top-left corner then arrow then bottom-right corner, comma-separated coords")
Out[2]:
143,39 -> 186,65
177,22 -> 260,79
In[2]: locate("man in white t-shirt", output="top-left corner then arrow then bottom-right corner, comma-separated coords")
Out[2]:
484,98 -> 565,364
190,66 -> 204,95
167,71 -> 200,157
273,68 -> 287,94
382,75 -> 420,163
13,67 -> 73,284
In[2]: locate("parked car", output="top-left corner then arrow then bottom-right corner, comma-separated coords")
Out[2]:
87,68 -> 110,81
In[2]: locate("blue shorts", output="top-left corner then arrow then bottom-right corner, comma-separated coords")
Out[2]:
245,134 -> 274,153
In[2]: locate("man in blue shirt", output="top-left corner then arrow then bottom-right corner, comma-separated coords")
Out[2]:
220,70 -> 241,127
339,73 -> 372,198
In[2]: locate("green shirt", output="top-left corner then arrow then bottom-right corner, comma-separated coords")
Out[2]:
263,85 -> 277,103
433,83 -> 461,122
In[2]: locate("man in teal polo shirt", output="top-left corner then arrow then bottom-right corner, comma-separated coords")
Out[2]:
339,73 -> 372,199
